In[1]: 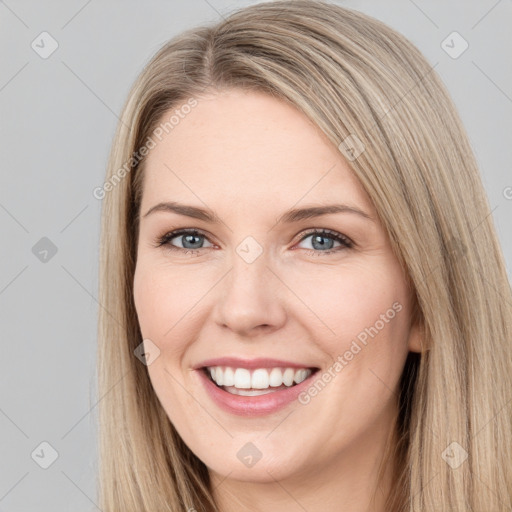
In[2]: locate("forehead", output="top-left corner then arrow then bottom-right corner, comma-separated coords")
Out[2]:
140,89 -> 373,213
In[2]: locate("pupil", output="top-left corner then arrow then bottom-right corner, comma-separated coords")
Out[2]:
312,235 -> 333,250
183,234 -> 202,249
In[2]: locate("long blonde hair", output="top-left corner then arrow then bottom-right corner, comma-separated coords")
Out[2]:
97,1 -> 512,510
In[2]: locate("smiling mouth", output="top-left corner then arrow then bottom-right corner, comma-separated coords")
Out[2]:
202,365 -> 319,396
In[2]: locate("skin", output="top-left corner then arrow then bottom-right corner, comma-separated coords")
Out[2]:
133,89 -> 422,512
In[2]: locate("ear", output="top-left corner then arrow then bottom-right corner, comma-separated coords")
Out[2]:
407,317 -> 424,353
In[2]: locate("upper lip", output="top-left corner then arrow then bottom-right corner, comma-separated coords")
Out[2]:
193,357 -> 318,370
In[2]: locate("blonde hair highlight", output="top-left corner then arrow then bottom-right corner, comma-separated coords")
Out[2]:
97,1 -> 512,510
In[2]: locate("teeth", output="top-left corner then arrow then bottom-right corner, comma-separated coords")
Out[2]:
224,387 -> 278,396
214,367 -> 223,386
251,368 -> 269,389
282,368 -> 295,386
223,367 -> 235,386
206,366 -> 313,390
233,368 -> 251,389
269,368 -> 282,387
294,368 -> 309,384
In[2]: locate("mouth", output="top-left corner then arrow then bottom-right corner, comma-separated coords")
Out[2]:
201,365 -> 320,396
193,356 -> 322,415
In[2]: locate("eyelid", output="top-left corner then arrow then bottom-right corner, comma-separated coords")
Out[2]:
155,228 -> 214,249
297,228 -> 353,247
155,227 -> 354,254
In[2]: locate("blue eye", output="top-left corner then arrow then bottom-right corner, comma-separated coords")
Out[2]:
155,228 -> 353,256
156,229 -> 212,255
297,229 -> 353,255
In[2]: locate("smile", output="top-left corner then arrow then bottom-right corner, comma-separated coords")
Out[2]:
195,359 -> 320,415
204,366 -> 314,395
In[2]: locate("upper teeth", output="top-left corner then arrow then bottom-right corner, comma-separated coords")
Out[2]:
207,366 -> 312,389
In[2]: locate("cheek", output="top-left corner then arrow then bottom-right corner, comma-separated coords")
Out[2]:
134,262 -> 197,339
290,261 -> 409,349
133,265 -> 168,338
290,261 -> 413,406
133,264 -> 202,415
133,261 -> 217,376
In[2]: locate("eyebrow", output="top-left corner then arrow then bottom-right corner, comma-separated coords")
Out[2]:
142,201 -> 373,224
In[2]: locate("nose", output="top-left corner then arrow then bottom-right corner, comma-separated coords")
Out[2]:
212,248 -> 287,338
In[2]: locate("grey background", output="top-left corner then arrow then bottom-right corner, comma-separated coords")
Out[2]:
0,0 -> 510,510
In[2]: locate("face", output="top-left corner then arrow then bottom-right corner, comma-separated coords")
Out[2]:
133,89 -> 421,489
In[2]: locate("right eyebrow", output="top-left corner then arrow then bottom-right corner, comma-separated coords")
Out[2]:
142,201 -> 220,222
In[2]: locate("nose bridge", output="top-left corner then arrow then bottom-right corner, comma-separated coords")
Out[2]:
213,236 -> 286,335
230,238 -> 268,292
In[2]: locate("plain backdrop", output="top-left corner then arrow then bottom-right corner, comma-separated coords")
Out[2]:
1,1 -> 511,510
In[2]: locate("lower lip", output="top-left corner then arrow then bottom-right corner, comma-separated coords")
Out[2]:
196,368 -> 317,416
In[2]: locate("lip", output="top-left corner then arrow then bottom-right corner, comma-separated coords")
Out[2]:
193,356 -> 316,370
195,364 -> 319,416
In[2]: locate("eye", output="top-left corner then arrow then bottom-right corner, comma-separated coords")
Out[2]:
155,229 -> 214,255
296,229 -> 353,256
154,228 -> 353,257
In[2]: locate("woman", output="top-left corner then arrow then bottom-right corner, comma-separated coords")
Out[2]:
96,1 -> 512,510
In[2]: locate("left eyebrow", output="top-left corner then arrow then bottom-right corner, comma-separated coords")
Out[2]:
141,201 -> 374,224
276,204 -> 374,224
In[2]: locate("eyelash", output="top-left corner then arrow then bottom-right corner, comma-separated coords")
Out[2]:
154,228 -> 354,257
